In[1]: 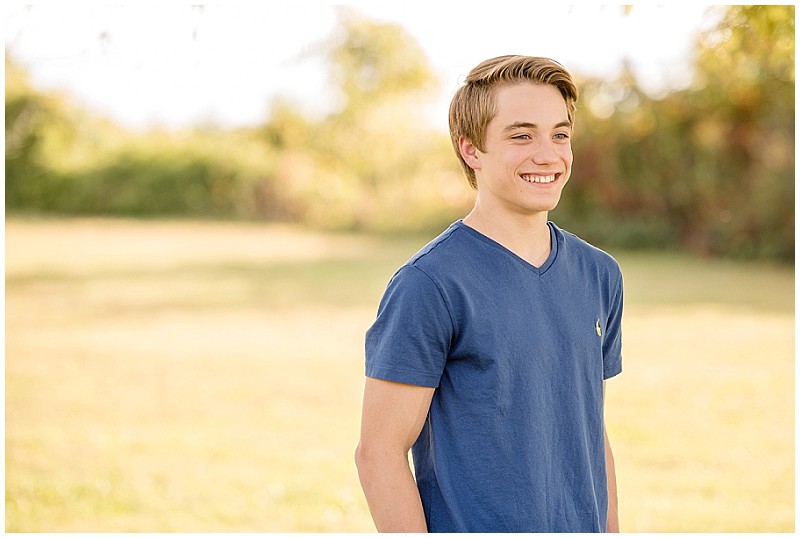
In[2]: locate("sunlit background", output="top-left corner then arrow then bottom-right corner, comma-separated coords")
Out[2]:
7,4 -> 712,131
5,3 -> 795,532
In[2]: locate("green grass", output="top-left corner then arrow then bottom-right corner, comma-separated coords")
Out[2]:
5,217 -> 794,532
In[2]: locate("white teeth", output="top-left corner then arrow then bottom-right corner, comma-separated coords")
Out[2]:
521,174 -> 556,184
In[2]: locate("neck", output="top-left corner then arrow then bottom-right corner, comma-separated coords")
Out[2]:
462,204 -> 552,267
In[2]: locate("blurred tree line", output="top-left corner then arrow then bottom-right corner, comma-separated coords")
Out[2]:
556,5 -> 795,260
5,6 -> 794,260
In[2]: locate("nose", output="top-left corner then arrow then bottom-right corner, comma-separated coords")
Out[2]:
530,140 -> 559,165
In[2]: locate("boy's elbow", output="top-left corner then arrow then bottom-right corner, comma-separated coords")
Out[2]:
355,440 -> 396,480
354,441 -> 372,477
355,441 -> 380,490
354,443 -> 364,472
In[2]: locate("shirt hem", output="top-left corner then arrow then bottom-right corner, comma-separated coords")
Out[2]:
366,365 -> 440,388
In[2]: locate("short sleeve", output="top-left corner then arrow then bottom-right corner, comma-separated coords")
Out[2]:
365,265 -> 453,388
602,267 -> 623,379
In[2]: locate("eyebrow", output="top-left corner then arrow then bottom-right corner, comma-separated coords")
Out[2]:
502,120 -> 572,132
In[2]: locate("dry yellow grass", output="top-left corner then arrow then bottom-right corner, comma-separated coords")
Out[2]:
5,217 -> 794,532
609,306 -> 794,531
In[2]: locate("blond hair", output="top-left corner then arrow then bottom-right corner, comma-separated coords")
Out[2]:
448,55 -> 578,189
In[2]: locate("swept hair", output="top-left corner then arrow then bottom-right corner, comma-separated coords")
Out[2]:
448,55 -> 579,188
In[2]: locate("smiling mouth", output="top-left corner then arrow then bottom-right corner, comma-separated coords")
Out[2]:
520,173 -> 558,184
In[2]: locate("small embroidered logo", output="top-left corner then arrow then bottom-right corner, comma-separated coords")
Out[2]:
595,319 -> 602,337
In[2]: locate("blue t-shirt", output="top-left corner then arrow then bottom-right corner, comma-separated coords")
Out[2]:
365,221 -> 623,533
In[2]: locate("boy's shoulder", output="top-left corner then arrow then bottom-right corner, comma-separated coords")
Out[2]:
405,221 -> 469,270
553,223 -> 622,275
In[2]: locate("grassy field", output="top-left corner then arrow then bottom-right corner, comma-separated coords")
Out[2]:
5,217 -> 794,532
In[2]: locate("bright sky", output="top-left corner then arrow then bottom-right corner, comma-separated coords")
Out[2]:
5,3 -> 720,132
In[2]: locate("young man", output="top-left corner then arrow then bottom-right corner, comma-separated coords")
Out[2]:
355,55 -> 622,533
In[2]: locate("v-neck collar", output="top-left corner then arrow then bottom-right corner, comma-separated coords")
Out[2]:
455,220 -> 559,276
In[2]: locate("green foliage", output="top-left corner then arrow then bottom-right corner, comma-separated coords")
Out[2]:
5,56 -> 59,207
5,6 -> 794,260
53,153 -> 230,216
256,8 -> 469,232
325,7 -> 438,116
6,12 -> 469,232
554,5 -> 794,260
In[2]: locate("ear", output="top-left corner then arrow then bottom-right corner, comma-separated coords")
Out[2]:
458,136 -> 481,170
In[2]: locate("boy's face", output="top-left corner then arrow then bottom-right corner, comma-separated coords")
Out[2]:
463,82 -> 573,216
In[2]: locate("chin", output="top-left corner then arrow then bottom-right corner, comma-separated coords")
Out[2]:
530,195 -> 564,213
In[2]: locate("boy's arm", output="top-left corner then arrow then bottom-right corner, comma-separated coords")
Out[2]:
355,377 -> 435,532
604,381 -> 620,532
605,425 -> 619,532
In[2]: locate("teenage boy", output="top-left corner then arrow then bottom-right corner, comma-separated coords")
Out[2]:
356,55 -> 623,533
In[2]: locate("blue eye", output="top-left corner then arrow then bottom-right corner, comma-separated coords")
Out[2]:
554,133 -> 570,140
